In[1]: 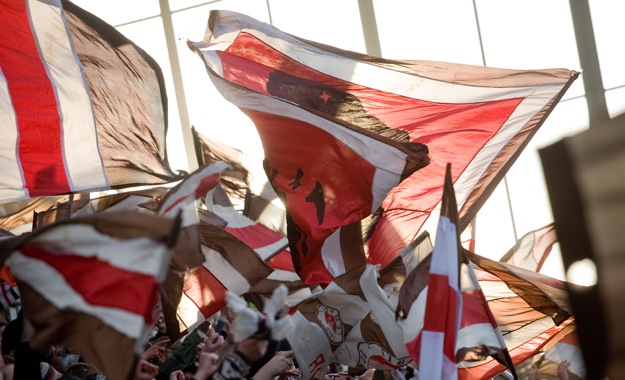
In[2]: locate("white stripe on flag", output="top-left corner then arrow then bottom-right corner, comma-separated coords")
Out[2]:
430,217 -> 458,281
211,204 -> 253,228
399,286 -> 427,343
266,269 -> 301,282
0,70 -> 26,201
254,238 -> 288,261
8,252 -> 145,339
420,330 -> 457,380
176,292 -> 206,332
30,225 -> 170,278
201,245 -> 250,294
360,265 -> 408,358
456,323 -> 502,349
320,229 -> 346,277
28,0 -> 108,191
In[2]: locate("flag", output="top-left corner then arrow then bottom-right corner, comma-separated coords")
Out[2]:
188,10 -> 431,285
513,328 -> 584,380
206,185 -> 289,263
0,196 -> 67,234
205,185 -> 318,307
398,164 -> 516,379
0,0 -> 179,203
463,252 -> 575,378
157,161 -> 232,271
33,194 -> 91,230
499,223 -> 558,272
290,265 -> 411,379
176,223 -> 274,334
403,163 -> 462,379
1,211 -> 179,380
155,162 -> 231,339
193,127 -> 288,235
187,10 -> 578,280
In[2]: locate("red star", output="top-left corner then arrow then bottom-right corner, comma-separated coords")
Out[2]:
319,91 -> 331,104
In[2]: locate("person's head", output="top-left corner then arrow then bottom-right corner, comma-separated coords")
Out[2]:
63,362 -> 101,379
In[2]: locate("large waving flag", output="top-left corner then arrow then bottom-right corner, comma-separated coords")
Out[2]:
398,164 -> 516,379
0,0 -> 179,203
187,10 -> 579,280
188,10 -> 431,285
0,211 -> 180,380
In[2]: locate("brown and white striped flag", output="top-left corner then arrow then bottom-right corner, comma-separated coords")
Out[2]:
1,211 -> 179,380
175,223 -> 274,334
0,0 -> 179,203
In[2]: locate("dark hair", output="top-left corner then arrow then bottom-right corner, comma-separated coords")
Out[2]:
63,362 -> 100,378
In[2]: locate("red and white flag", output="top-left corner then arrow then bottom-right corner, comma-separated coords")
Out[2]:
205,185 -> 317,308
2,211 -> 179,380
188,10 -> 430,285
192,129 -> 287,234
408,164 -> 463,379
499,223 -> 558,272
187,10 -> 578,284
176,223 -> 274,334
157,161 -> 231,271
398,165 -> 517,379
0,279 -> 19,309
0,0 -> 178,203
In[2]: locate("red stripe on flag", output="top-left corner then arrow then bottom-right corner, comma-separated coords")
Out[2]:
422,272 -> 459,363
21,246 -> 157,321
183,266 -> 227,319
267,250 -> 295,271
162,193 -> 192,215
423,273 -> 458,333
0,2 -> 70,196
460,289 -> 494,327
224,224 -> 283,250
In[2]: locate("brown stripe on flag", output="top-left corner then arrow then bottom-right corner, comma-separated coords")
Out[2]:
33,195 -> 90,230
18,283 -> 138,380
468,251 -> 571,324
62,1 -> 178,185
0,196 -> 66,232
199,223 -> 273,283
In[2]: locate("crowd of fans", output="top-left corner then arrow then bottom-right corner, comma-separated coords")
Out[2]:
0,289 -> 576,380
